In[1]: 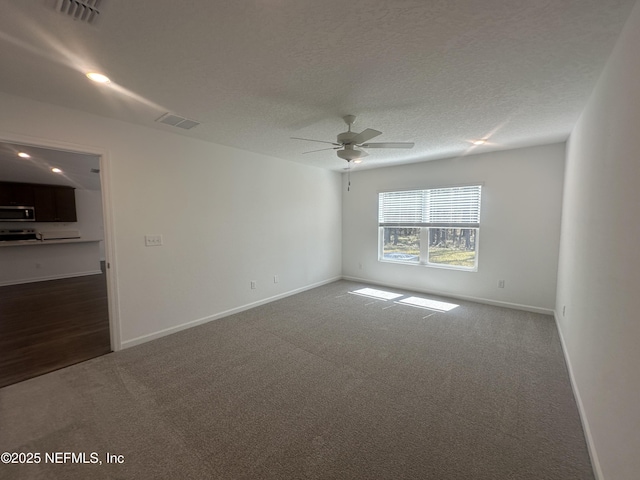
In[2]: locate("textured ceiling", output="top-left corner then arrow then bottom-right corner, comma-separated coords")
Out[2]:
0,0 -> 637,172
0,141 -> 101,190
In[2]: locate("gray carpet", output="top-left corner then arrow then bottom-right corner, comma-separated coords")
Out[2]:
0,280 -> 594,479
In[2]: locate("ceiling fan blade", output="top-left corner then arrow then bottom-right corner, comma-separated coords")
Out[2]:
302,146 -> 341,154
291,137 -> 341,146
360,142 -> 415,149
350,128 -> 382,145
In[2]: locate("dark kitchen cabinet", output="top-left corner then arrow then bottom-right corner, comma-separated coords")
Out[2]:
0,182 -> 77,222
32,186 -> 56,220
33,185 -> 77,222
0,182 -> 35,206
54,188 -> 77,221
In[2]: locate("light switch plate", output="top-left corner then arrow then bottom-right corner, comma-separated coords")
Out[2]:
145,234 -> 163,246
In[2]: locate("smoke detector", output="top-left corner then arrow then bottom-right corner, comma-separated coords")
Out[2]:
55,0 -> 103,25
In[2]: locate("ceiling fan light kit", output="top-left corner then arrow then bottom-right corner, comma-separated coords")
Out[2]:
337,146 -> 368,161
292,115 -> 414,164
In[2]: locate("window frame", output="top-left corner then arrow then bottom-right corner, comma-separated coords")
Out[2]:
378,185 -> 482,272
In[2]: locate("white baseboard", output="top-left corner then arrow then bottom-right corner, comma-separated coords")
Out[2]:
553,311 -> 603,480
121,274 -> 554,350
120,276 -> 342,349
341,275 -> 555,315
0,270 -> 103,287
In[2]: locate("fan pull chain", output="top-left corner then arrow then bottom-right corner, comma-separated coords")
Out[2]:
347,162 -> 351,191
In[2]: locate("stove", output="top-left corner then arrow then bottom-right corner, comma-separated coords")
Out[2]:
0,228 -> 38,241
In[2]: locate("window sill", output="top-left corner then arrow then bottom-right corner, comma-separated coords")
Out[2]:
378,258 -> 477,272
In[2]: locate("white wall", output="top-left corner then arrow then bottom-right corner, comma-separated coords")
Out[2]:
73,189 -> 106,259
69,189 -> 104,240
0,92 -> 343,347
556,1 -> 640,478
342,143 -> 565,312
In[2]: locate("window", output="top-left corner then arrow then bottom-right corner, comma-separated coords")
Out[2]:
378,185 -> 482,271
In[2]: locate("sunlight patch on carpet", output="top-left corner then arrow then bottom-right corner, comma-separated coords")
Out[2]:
349,288 -> 404,301
395,296 -> 459,312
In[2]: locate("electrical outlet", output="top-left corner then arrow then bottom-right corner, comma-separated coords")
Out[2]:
251,280 -> 256,289
497,279 -> 505,288
145,234 -> 163,246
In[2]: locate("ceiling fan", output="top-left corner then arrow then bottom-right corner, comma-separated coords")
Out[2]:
291,115 -> 414,163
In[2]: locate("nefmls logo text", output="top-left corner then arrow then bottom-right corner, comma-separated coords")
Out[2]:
46,452 -> 100,464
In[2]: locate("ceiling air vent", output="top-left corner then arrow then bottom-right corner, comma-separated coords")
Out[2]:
155,113 -> 201,130
55,0 -> 102,24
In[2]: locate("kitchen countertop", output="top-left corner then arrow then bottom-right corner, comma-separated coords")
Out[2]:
0,238 -> 102,247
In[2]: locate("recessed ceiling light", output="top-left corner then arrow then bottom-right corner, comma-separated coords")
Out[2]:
51,167 -> 63,173
86,72 -> 111,84
472,139 -> 487,145
18,152 -> 31,158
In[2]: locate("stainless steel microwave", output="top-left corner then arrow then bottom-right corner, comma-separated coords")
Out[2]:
0,206 -> 36,221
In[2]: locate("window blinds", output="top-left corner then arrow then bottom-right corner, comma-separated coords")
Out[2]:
378,185 -> 481,227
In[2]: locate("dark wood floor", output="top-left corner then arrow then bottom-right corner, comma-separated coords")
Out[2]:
0,271 -> 111,388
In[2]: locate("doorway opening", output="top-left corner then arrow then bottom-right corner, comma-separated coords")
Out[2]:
0,139 -> 116,387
